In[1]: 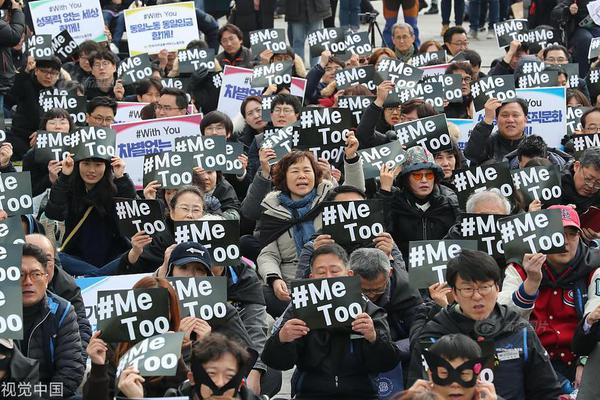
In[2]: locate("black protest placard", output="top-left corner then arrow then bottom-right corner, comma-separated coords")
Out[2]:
393,81 -> 445,111
589,37 -> 600,60
291,276 -> 364,330
142,151 -> 195,189
357,140 -> 408,179
0,216 -> 25,245
297,107 -> 352,164
161,77 -> 189,91
408,50 -> 446,68
51,30 -> 78,62
38,92 -> 87,126
471,75 -> 517,112
173,135 -> 228,172
395,114 -> 452,153
0,172 -> 33,216
408,240 -> 478,288
96,288 -> 170,342
375,57 -> 423,88
517,70 -> 559,88
307,27 -> 347,58
116,332 -> 184,378
261,95 -> 274,122
249,28 -> 287,56
172,220 -> 240,266
118,54 -> 153,86
115,199 -> 166,238
512,165 -> 562,205
523,26 -> 557,48
0,118 -> 5,143
168,276 -> 228,320
459,213 -> 505,258
70,126 -> 117,161
499,209 -> 565,261
561,63 -> 581,89
321,200 -> 385,247
34,131 -> 70,163
586,68 -> 600,100
571,134 -> 600,158
26,34 -> 54,60
566,106 -> 591,136
453,162 -> 515,208
337,95 -> 375,127
261,124 -> 299,165
335,65 -> 377,90
439,74 -> 463,103
341,31 -> 373,59
251,61 -> 293,88
494,19 -> 528,48
225,142 -> 245,175
0,244 -> 23,339
177,48 -> 216,74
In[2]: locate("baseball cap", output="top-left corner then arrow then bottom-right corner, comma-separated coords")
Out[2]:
167,242 -> 213,276
548,205 -> 581,231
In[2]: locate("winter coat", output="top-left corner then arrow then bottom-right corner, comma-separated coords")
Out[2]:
188,66 -> 221,114
9,72 -> 53,141
551,0 -> 592,39
464,120 -> 524,165
561,160 -> 600,214
2,346 -> 41,399
502,146 -> 573,169
210,176 -> 241,220
0,9 -> 25,95
356,103 -> 398,149
216,47 -> 254,69
229,0 -> 275,47
62,62 -> 91,85
305,63 -> 329,105
284,0 -> 332,23
22,148 -> 53,197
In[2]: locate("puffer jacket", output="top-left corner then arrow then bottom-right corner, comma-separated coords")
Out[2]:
502,146 -> 573,169
464,120 -> 524,165
0,9 -> 25,95
2,346 -> 41,399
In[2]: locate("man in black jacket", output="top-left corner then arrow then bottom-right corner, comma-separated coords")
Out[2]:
408,249 -> 561,400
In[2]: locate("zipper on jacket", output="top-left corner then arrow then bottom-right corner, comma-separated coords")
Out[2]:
422,217 -> 427,240
26,310 -> 51,357
335,375 -> 339,388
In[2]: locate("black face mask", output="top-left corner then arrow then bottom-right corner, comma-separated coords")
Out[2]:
423,350 -> 487,388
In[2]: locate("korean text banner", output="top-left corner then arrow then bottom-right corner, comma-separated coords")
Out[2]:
29,0 -> 106,43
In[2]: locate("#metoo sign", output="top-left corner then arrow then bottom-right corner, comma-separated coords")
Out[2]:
321,200 -> 385,247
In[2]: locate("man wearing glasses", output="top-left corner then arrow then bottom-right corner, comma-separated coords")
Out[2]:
155,87 -> 188,119
86,96 -> 116,129
391,23 -> 416,63
408,249 -> 562,400
442,27 -> 469,57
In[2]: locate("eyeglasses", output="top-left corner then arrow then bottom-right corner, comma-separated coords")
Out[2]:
362,286 -> 387,296
325,66 -> 342,73
92,61 -> 112,69
21,271 -> 47,282
204,125 -> 226,134
272,107 -> 295,115
37,68 -> 59,77
90,114 -> 114,124
156,104 -> 184,112
175,205 -> 203,216
584,125 -> 600,133
582,173 -> 600,189
450,41 -> 469,47
394,35 -> 413,41
461,76 -> 472,83
384,105 -> 402,113
410,171 -> 435,181
545,57 -> 567,63
455,284 -> 495,298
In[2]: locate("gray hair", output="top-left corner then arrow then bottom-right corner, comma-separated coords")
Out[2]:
580,147 -> 600,171
391,22 -> 414,37
465,189 -> 511,214
348,248 -> 391,280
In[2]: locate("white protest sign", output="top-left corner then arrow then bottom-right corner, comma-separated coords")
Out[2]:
447,118 -> 474,154
115,102 -> 148,124
588,0 -> 600,26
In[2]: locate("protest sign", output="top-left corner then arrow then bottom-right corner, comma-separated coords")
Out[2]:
35,131 -> 71,163
251,61 -> 293,88
307,27 -> 347,58
395,114 -> 452,153
26,34 -> 53,60
70,126 -> 117,161
357,141 -> 408,179
142,151 -> 195,189
589,37 -> 600,60
459,213 -> 505,258
321,200 -> 385,247
249,28 -> 287,56
29,0 -> 106,43
115,199 -> 166,238
115,102 -> 148,124
124,1 -> 199,56
114,114 -> 203,189
0,172 -> 33,216
337,95 -> 375,127
335,65 -> 377,90
260,95 -> 275,122
375,57 -> 423,88
517,87 -> 566,148
38,92 -> 86,126
341,31 -> 373,59
0,119 -> 6,143
261,124 -> 300,165
566,106 -> 590,136
0,244 -> 23,339
494,19 -> 528,48
562,63 -> 581,88
161,77 -> 189,91
408,240 -> 478,288
118,54 -> 153,86
408,50 -> 446,68
419,63 -> 450,79
389,81 -> 445,110
448,118 -> 474,152
453,162 -> 514,208
297,108 -> 352,164
173,220 -> 241,265
587,68 -> 600,101
96,288 -> 170,342
499,209 -> 565,261
116,332 -> 184,378
167,276 -> 228,319
225,142 -> 245,175
428,74 -> 463,103
173,135 -> 227,171
291,276 -> 364,329
177,48 -> 216,74
517,70 -> 559,88
0,217 -> 25,245
471,75 -> 517,112
51,29 -> 78,62
512,165 -> 562,205
572,134 -> 600,157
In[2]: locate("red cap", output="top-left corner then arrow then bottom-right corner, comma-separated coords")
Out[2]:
548,205 -> 581,231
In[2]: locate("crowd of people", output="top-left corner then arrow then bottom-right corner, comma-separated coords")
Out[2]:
0,0 -> 600,399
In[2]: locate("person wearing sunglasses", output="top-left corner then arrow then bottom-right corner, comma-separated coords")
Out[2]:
377,145 -> 460,260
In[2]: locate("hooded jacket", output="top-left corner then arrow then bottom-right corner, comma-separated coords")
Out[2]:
408,304 -> 562,400
464,120 -> 524,165
560,160 -> 600,214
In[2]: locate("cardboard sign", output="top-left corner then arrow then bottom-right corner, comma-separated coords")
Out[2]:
337,95 -> 375,127
116,332 -> 184,378
0,172 -> 33,216
393,81 -> 445,111
70,126 -> 117,161
572,134 -> 600,158
0,244 -> 23,339
436,74 -> 463,103
167,276 -> 228,319
341,31 -> 373,58
517,70 -> 559,88
516,87 -> 566,149
511,165 -> 562,205
38,93 -> 86,126
124,2 -> 199,56
0,217 -> 25,245
494,19 -> 528,48
499,209 -> 565,261
142,151 -> 195,189
96,288 -> 170,342
589,37 -> 600,60
51,29 -> 78,62
357,141 -> 408,179
29,0 -> 106,43
335,65 -> 376,90
408,240 -> 478,288
523,26 -> 557,48
453,163 -> 515,208
173,135 -> 227,171
225,142 -> 244,175
321,200 -> 385,247
35,131 -> 70,163
118,54 -> 153,86
177,48 -> 216,74
251,61 -> 293,88
291,276 -> 364,329
297,108 -> 352,164
115,199 -> 166,238
395,114 -> 452,153
459,213 -> 505,258
566,106 -> 591,136
471,75 -> 517,112
249,28 -> 287,56
419,63 -> 450,80
587,68 -> 600,101
375,57 -> 423,88
172,220 -> 241,266
161,77 -> 189,92
408,50 -> 446,68
307,27 -> 347,58
261,124 -> 299,165
115,102 -> 147,124
26,34 -> 53,60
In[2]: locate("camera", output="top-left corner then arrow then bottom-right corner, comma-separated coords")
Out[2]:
359,12 -> 377,24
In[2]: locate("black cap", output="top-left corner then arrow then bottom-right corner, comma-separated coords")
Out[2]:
167,242 -> 213,276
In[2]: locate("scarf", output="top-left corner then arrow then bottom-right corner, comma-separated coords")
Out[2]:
278,189 -> 317,255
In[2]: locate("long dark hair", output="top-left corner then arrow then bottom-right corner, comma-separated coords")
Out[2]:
69,157 -> 117,217
40,108 -> 75,132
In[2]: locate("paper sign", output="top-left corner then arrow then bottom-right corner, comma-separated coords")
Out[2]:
251,61 -> 293,88
408,50 -> 446,68
26,34 -> 53,60
0,244 -> 23,339
38,93 -> 86,126
341,31 -> 373,59
307,27 -> 347,58
167,276 -> 228,319
395,114 -> 452,153
172,220 -> 241,266
335,65 -> 377,91
142,151 -> 195,189
249,28 -> 287,56
115,102 -> 148,124
375,57 -> 423,88
29,0 -> 106,43
116,332 -> 184,377
261,124 -> 299,165
494,19 -> 528,48
0,172 -> 33,216
458,213 -> 505,258
572,134 -> 600,158
471,75 -> 517,112
51,29 -> 78,62
428,74 -> 463,103
337,95 -> 375,127
392,81 -> 445,111
70,126 -> 117,161
225,142 -> 244,175
511,165 -> 562,205
321,200 -> 385,247
177,48 -> 216,74
118,54 -> 153,86
0,217 -> 25,245
453,162 -> 515,208
566,106 -> 591,136
516,70 -> 559,88
115,199 -> 166,238
297,108 -> 352,164
590,37 -> 600,60
173,135 -> 227,171
357,141 -> 408,180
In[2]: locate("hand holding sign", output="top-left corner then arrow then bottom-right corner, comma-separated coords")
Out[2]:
379,163 -> 402,192
522,252 -> 546,284
279,318 -> 310,343
375,80 -> 395,107
61,153 -> 75,175
483,97 -> 503,124
351,313 -> 376,342
0,143 -> 12,168
118,367 -> 145,399
87,331 -> 108,366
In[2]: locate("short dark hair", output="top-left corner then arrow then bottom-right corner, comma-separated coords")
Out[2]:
579,147 -> 600,171
135,78 -> 163,97
525,157 -> 552,167
40,108 -> 74,132
460,49 -> 482,68
77,40 -> 101,56
567,88 -> 592,107
311,243 -> 349,269
446,249 -> 501,288
271,93 -> 301,114
186,39 -> 208,50
89,49 -> 117,66
543,44 -> 569,60
429,333 -> 482,361
160,87 -> 188,110
241,95 -> 262,117
218,23 -> 243,42
87,96 -> 117,115
495,98 -> 528,117
446,61 -> 473,77
323,185 -> 367,202
443,26 -> 467,44
200,110 -> 233,136
401,98 -> 437,118
23,243 -> 49,271
517,135 -> 548,160
271,150 -> 323,192
191,333 -> 250,372
580,107 -> 600,128
36,56 -> 62,71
